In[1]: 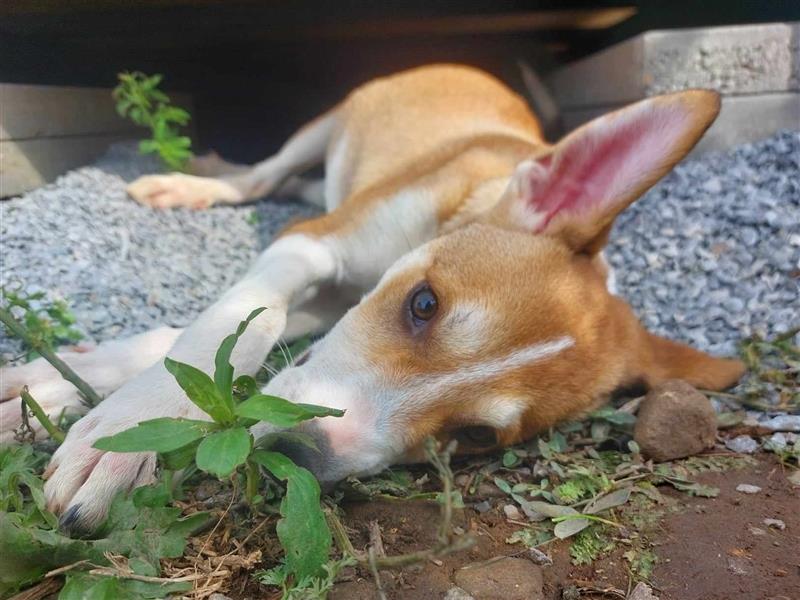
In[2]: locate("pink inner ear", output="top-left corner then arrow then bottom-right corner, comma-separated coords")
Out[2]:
526,106 -> 684,233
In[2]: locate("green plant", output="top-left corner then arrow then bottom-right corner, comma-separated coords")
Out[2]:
113,72 -> 193,171
569,524 -> 614,565
93,308 -> 344,582
0,465 -> 205,598
0,286 -> 83,362
258,555 -> 358,600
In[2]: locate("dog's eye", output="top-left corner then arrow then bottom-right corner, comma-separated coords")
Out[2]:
453,425 -> 497,448
409,287 -> 438,323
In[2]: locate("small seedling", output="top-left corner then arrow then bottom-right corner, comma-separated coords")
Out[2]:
94,308 -> 344,582
113,72 -> 194,171
0,286 -> 83,362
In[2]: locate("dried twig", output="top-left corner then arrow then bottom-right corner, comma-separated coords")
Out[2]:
0,305 -> 102,407
367,547 -> 388,600
88,567 -> 226,583
8,578 -> 64,600
368,520 -> 386,558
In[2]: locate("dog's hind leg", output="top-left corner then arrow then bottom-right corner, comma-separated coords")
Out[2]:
127,109 -> 338,209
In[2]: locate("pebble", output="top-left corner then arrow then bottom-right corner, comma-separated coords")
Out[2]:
727,555 -> 752,576
503,504 -> 522,521
628,582 -> 659,600
735,484 -> 762,494
760,415 -> 800,432
444,587 -> 476,600
725,435 -> 759,454
634,380 -> 717,461
453,557 -> 544,600
474,500 -> 492,514
763,518 -> 786,530
527,547 -> 553,567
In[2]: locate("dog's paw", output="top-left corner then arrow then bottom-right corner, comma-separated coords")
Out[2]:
43,372 -> 208,533
43,412 -> 158,533
127,173 -> 242,209
0,350 -> 99,444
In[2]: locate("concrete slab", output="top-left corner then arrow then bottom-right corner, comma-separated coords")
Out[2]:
548,21 -> 800,152
550,22 -> 799,107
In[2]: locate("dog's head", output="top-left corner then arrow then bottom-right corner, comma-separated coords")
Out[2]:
259,90 -> 744,484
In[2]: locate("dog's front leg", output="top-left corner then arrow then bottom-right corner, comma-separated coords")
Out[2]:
43,234 -> 338,533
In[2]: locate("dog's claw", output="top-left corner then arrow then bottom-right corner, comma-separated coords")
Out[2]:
58,504 -> 84,534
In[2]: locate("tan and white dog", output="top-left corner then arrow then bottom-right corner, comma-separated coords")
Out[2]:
0,65 -> 744,532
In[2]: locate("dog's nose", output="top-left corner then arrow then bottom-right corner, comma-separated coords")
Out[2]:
267,421 -> 332,483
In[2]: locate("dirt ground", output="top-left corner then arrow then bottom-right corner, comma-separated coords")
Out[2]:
324,453 -> 799,600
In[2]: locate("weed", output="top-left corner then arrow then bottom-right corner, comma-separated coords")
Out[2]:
0,476 -> 206,597
258,556 -> 357,600
569,524 -> 614,565
763,434 -> 800,467
113,72 -> 193,171
624,547 -> 657,580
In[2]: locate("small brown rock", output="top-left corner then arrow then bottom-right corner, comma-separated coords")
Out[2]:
454,557 -> 543,600
634,380 -> 717,461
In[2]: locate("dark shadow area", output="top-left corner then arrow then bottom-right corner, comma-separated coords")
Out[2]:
3,0 -> 796,163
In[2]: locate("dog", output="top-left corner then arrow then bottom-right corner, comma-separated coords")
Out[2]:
0,64 -> 744,532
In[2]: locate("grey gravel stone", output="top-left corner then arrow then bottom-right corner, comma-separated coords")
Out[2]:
444,587 -> 476,600
760,415 -> 800,432
735,483 -> 762,494
763,518 -> 786,530
0,142 -> 317,355
725,435 -> 759,454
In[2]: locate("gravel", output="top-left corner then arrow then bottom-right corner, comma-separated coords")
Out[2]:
607,129 -> 800,358
2,131 -> 799,365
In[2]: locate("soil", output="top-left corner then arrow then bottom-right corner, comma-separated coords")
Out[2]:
323,453 -> 799,600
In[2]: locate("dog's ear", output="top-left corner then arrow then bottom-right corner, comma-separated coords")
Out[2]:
490,90 -> 720,255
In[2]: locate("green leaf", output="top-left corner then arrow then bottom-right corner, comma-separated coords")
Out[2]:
236,394 -> 344,427
160,439 -> 201,470
195,427 -> 252,478
502,449 -> 521,468
93,418 -> 213,453
583,487 -> 632,515
60,572 -> 191,600
214,307 -> 267,410
59,574 -> 122,600
132,480 -> 172,508
164,357 -> 233,424
250,451 -> 330,579
553,516 -> 590,539
493,477 -> 512,495
526,501 -> 579,519
232,375 -> 258,402
0,511 -> 103,597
